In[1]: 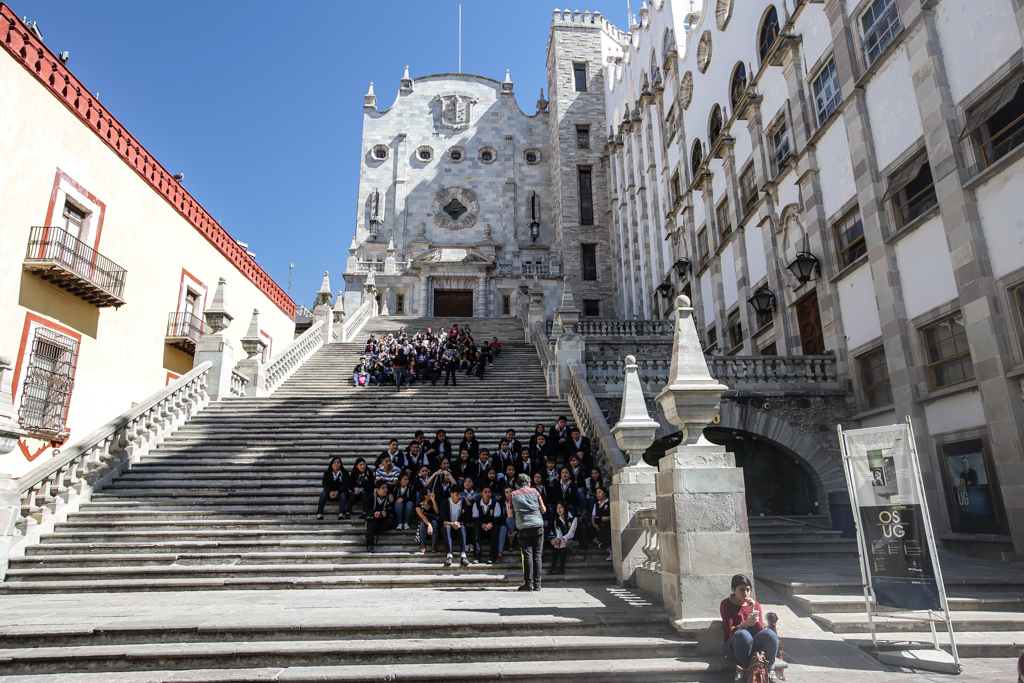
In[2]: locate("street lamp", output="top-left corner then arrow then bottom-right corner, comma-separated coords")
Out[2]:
672,258 -> 691,278
530,192 -> 541,241
657,280 -> 675,299
747,285 -> 776,316
787,251 -> 820,285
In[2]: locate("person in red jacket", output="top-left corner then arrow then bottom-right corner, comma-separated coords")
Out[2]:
720,573 -> 779,680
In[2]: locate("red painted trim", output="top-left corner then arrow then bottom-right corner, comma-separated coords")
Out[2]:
11,313 -> 84,396
260,328 -> 274,361
0,5 -> 296,320
166,371 -> 180,386
18,439 -> 56,463
43,168 -> 106,249
176,268 -> 208,315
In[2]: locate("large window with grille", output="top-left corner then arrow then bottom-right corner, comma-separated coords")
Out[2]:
18,328 -> 79,438
857,347 -> 893,409
813,59 -> 842,125
834,207 -> 866,268
922,314 -> 974,390
861,0 -> 901,67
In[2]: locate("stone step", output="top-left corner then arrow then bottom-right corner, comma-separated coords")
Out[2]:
813,610 -> 1024,633
842,630 -> 1024,658
757,575 -> 1024,597
750,547 -> 859,558
791,591 -> 1024,614
24,540 -> 571,556
0,633 -> 695,674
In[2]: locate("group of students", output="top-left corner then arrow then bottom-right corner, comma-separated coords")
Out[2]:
352,324 -> 502,389
316,418 -> 613,571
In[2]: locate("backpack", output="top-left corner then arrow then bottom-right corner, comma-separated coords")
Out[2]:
357,375 -> 367,386
744,652 -> 770,683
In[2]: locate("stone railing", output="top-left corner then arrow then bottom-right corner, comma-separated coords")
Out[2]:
531,321 -> 557,397
566,359 -> 628,474
354,261 -> 385,273
342,299 -> 374,343
585,354 -> 840,394
523,263 -> 563,278
5,363 -> 211,568
496,263 -> 513,277
638,508 -> 660,571
229,370 -> 250,398
294,304 -> 314,318
574,319 -> 674,338
265,321 -> 324,394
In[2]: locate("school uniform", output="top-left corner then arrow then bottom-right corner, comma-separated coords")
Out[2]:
365,494 -> 396,551
450,458 -> 474,483
569,435 -> 594,468
375,449 -> 404,469
468,457 -> 492,484
474,497 -> 505,562
515,456 -> 539,478
437,496 -> 474,555
530,441 -> 554,464
426,438 -> 452,463
504,440 -> 524,460
550,512 -> 578,574
317,468 -> 349,516
348,470 -> 376,516
592,499 -> 612,550
458,439 -> 481,460
415,496 -> 439,548
548,425 -> 570,456
495,447 -> 517,473
374,464 -> 402,488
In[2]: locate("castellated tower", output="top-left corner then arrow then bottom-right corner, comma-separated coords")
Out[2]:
546,10 -> 624,318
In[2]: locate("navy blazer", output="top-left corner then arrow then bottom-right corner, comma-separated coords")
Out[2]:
437,496 -> 475,526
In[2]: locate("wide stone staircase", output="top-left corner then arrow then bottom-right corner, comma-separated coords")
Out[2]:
0,316 -> 731,681
748,515 -> 858,560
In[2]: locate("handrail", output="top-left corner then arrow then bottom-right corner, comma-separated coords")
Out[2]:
264,320 -> 324,394
9,362 -> 212,562
573,319 -> 675,337
566,359 -> 628,473
637,508 -> 661,572
343,300 -> 374,343
229,370 -> 250,397
531,321 -> 557,396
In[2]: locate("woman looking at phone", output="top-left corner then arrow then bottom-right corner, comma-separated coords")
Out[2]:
720,574 -> 778,680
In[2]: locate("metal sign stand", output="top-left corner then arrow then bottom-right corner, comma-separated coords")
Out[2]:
837,419 -> 962,674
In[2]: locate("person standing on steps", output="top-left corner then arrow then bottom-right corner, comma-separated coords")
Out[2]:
365,481 -> 396,553
317,457 -> 348,520
442,344 -> 459,386
393,343 -> 411,391
510,473 -> 546,591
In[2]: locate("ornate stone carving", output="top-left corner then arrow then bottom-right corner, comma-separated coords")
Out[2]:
434,93 -> 477,130
432,187 -> 479,230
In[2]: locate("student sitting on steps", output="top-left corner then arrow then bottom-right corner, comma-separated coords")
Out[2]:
316,457 -> 348,520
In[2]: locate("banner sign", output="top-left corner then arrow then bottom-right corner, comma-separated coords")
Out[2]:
840,424 -> 941,611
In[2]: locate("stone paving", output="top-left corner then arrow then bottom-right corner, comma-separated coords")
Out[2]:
0,583 -> 1017,682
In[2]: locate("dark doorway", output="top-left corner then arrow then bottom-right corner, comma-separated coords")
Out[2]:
704,427 -> 818,515
434,290 -> 473,317
796,291 -> 825,355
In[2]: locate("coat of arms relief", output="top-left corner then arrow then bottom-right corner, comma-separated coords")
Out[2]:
434,93 -> 477,130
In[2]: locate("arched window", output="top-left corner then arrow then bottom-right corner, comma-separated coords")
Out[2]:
691,140 -> 704,177
709,105 -> 723,145
730,62 -> 747,109
697,31 -> 713,73
759,7 -> 780,63
680,71 -> 694,110
663,28 -> 674,57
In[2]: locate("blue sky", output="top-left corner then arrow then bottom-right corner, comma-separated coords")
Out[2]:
20,0 -> 626,308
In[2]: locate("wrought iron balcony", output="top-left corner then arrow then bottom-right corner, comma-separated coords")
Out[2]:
23,226 -> 127,308
165,312 -> 205,355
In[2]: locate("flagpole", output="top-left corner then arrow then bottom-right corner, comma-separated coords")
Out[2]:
459,4 -> 462,73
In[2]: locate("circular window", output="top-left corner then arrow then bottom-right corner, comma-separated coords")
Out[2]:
448,146 -> 465,163
371,144 -> 389,161
479,147 -> 496,163
697,32 -> 713,74
417,146 -> 434,162
680,71 -> 693,110
524,148 -> 542,165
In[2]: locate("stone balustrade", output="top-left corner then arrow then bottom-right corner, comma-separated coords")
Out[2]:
342,299 -> 374,343
566,359 -> 628,474
635,508 -> 663,599
354,261 -> 385,273
496,263 -> 513,277
264,321 -> 325,394
3,363 -> 212,576
585,354 -> 840,394
229,370 -> 250,398
573,319 -> 674,338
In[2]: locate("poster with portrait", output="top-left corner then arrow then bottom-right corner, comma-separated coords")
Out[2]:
940,439 -> 1004,534
840,424 -> 942,611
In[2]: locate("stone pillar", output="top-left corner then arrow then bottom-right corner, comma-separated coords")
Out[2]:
554,278 -> 584,397
0,473 -> 18,581
417,275 -> 429,316
236,308 -> 268,398
526,277 -> 546,340
655,295 -> 751,654
380,288 -> 391,317
610,354 -> 660,587
194,277 -> 235,401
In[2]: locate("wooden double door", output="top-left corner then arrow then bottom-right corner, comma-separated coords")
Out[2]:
434,290 -> 474,317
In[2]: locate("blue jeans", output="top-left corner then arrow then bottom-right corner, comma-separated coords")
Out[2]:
317,490 -> 348,515
442,525 -> 467,554
724,628 -> 778,668
394,367 -> 411,389
395,501 -> 415,526
418,519 -> 439,548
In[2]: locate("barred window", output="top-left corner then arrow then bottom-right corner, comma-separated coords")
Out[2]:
922,314 -> 974,390
18,327 -> 79,438
861,0 -> 901,67
502,295 -> 511,316
834,208 -> 866,268
574,63 -> 588,92
813,59 -> 842,125
881,152 -> 938,229
858,347 -> 893,409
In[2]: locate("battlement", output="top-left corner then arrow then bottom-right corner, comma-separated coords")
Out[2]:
550,8 -> 626,45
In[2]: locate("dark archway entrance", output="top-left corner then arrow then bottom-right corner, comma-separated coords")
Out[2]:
704,427 -> 818,515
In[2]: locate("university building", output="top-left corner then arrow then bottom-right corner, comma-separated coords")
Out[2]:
343,0 -> 1024,558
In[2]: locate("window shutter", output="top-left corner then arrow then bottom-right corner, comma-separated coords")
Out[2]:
958,73 -> 1024,143
880,153 -> 928,204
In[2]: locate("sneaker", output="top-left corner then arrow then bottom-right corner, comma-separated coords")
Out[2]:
486,559 -> 493,565
605,554 -> 613,562
444,554 -> 453,567
768,670 -> 778,682
532,585 -> 541,591
517,584 -> 532,592
733,669 -> 744,681
460,553 -> 469,567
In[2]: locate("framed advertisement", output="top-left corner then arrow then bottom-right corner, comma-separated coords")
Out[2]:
938,438 -> 1007,535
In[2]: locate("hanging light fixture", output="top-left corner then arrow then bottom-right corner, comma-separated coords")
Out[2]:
787,251 -> 820,285
672,258 -> 691,278
368,188 -> 382,241
530,192 -> 541,241
747,285 -> 776,316
657,280 -> 675,298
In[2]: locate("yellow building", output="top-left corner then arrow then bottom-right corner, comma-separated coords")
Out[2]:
0,6 -> 296,478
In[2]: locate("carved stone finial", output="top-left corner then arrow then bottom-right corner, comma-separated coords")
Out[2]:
240,308 -> 267,360
364,82 -> 377,107
204,277 -> 234,333
612,354 -> 661,467
401,65 -> 413,91
315,271 -> 332,307
502,69 -> 514,92
654,295 -> 727,445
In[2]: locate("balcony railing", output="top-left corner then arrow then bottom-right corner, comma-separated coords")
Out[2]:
23,226 -> 127,307
574,319 -> 674,337
165,312 -> 205,355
